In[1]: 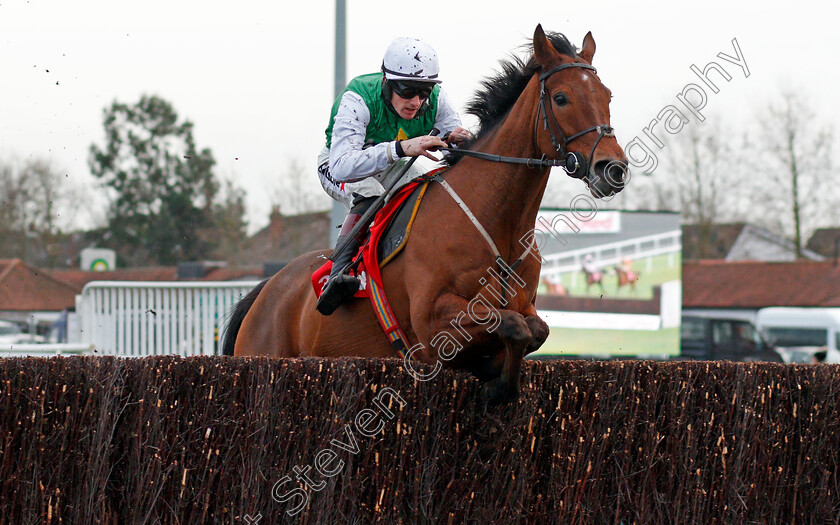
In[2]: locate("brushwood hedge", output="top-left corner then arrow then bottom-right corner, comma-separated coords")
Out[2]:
1,356 -> 839,524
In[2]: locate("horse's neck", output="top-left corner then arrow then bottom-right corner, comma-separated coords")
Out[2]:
450,79 -> 549,260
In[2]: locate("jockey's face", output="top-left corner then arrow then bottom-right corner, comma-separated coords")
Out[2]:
390,91 -> 424,119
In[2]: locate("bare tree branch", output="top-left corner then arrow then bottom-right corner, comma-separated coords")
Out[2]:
754,90 -> 834,257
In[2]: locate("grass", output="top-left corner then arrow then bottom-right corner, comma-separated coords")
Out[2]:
541,252 -> 682,299
532,326 -> 680,357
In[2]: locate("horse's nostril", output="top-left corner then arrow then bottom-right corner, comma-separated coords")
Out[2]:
611,164 -> 629,185
594,160 -> 629,188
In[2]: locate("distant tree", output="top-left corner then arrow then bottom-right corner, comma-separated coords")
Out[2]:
0,164 -> 26,241
0,158 -> 80,266
671,123 -> 749,257
271,157 -> 330,215
625,119 -> 749,257
89,95 -> 243,265
752,90 -> 834,258
205,179 -> 248,260
266,157 -> 332,256
543,118 -> 745,230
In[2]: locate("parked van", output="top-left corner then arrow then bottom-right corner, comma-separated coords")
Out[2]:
679,315 -> 782,362
755,307 -> 840,363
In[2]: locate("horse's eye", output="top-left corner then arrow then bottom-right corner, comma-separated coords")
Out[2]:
553,93 -> 569,106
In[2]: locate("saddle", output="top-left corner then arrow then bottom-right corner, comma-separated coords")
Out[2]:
311,168 -> 442,299
376,180 -> 431,266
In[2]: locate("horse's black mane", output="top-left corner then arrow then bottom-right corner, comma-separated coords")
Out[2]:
465,32 -> 578,140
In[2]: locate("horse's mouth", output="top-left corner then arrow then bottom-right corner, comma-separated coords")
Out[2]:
585,159 -> 629,198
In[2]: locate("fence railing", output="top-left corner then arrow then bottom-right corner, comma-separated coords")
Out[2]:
540,230 -> 682,277
78,281 -> 260,356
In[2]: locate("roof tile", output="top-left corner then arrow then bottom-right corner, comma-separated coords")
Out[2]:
0,259 -> 81,312
683,260 -> 840,308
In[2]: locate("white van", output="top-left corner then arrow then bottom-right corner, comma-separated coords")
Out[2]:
755,307 -> 840,363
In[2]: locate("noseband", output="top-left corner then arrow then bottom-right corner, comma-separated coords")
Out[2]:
536,62 -> 614,178
441,61 -> 615,178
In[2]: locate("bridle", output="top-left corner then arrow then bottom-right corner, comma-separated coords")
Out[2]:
415,63 -> 618,305
536,62 -> 615,179
441,61 -> 615,179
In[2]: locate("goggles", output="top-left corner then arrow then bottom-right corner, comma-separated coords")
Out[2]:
391,81 -> 433,101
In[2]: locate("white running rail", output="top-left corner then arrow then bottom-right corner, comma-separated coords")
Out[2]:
0,343 -> 93,357
78,281 -> 260,356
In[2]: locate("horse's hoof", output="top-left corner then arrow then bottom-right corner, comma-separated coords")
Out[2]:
481,378 -> 519,406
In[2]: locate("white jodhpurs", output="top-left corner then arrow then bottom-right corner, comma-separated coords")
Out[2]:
317,147 -> 386,209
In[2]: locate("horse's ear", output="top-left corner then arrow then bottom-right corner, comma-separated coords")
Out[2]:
580,31 -> 596,64
533,24 -> 558,66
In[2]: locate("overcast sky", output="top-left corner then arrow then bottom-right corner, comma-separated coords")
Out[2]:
2,0 -> 837,233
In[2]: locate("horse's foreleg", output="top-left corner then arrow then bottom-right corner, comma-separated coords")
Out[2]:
522,304 -> 549,356
482,312 -> 532,405
418,294 -> 533,405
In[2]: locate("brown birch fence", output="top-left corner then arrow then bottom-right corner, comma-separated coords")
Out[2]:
1,356 -> 838,524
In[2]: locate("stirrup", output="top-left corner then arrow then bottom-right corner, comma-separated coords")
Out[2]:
316,272 -> 361,315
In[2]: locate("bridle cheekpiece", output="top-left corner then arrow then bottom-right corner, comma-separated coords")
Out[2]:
536,62 -> 615,179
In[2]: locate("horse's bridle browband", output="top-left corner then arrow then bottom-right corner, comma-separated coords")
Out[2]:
441,61 -> 614,179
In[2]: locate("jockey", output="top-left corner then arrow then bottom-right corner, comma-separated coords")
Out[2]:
619,256 -> 638,281
582,254 -> 602,280
316,37 -> 472,315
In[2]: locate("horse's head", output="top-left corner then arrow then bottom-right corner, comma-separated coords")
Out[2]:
532,25 -> 628,198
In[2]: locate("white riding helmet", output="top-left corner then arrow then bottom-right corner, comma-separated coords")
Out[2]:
381,37 -> 442,84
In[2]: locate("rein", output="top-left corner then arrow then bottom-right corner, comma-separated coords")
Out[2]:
438,146 -> 583,173
441,62 -> 614,179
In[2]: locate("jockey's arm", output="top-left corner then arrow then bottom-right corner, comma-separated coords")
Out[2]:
329,91 -> 397,182
329,88 -> 468,182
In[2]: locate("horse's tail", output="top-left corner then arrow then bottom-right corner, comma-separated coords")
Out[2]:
222,279 -> 268,356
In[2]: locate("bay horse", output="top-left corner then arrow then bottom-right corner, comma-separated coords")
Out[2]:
615,263 -> 640,293
582,265 -> 606,294
540,275 -> 568,296
225,25 -> 628,404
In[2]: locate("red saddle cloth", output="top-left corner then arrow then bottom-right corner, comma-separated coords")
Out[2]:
311,168 -> 445,356
311,180 -> 424,300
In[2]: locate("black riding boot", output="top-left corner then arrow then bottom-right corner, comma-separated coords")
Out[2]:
316,195 -> 377,316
